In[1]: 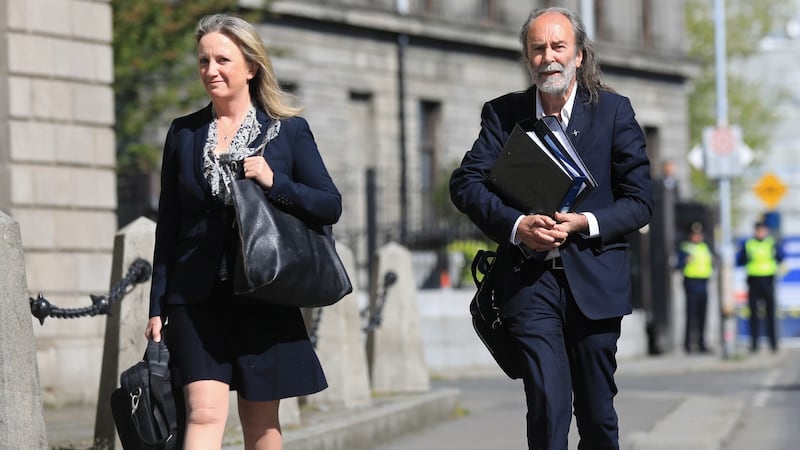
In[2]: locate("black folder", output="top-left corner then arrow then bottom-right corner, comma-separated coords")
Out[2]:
487,119 -> 594,216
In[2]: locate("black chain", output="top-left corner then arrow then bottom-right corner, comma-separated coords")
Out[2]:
361,270 -> 397,333
29,258 -> 152,325
307,271 -> 398,346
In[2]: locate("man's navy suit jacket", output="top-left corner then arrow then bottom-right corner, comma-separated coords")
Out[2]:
149,105 -> 342,318
450,86 -> 653,320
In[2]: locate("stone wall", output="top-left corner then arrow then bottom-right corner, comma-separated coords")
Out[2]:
0,0 -> 115,405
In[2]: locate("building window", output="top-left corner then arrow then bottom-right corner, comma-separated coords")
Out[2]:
419,100 -> 441,228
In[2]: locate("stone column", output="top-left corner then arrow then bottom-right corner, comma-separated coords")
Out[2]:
0,212 -> 49,449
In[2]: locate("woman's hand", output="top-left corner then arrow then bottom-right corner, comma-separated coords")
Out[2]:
145,316 -> 163,342
243,156 -> 274,189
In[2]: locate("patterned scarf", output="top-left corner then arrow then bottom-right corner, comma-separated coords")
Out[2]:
203,105 -> 281,204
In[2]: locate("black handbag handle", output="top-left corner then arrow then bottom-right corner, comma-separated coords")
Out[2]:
219,119 -> 276,179
131,340 -> 176,447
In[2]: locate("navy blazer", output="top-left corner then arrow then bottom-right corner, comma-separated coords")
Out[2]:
450,86 -> 653,320
149,104 -> 342,318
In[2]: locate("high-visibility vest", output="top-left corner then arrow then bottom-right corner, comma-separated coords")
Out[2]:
681,241 -> 713,279
745,237 -> 778,276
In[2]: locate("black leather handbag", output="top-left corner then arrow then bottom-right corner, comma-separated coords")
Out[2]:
111,340 -> 181,450
470,249 -> 524,379
230,178 -> 352,307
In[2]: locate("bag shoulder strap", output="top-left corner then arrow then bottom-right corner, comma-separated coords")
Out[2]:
471,249 -> 498,288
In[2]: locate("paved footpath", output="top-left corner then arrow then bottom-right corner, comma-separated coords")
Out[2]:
370,349 -> 791,450
45,348 -> 790,450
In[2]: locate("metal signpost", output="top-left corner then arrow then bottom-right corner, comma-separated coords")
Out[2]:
703,122 -> 748,358
711,0 -> 738,359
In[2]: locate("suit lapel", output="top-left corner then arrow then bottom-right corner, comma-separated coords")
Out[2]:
254,108 -> 274,153
523,86 -> 537,124
193,104 -> 213,195
566,88 -> 590,153
255,107 -> 271,130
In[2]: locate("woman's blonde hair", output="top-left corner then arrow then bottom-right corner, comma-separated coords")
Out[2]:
196,13 -> 301,118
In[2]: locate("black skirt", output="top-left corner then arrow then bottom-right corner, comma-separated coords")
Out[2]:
166,279 -> 327,401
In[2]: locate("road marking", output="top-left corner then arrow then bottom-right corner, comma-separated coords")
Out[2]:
753,369 -> 781,408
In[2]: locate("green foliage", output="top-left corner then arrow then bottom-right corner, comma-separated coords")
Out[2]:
684,0 -> 790,205
112,0 -> 270,173
447,238 -> 494,286
686,0 -> 788,60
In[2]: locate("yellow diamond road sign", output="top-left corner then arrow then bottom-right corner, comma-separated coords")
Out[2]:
753,173 -> 787,209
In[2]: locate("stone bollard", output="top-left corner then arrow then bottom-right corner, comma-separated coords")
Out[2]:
94,217 -> 156,449
0,211 -> 49,449
306,243 -> 371,409
367,242 -> 431,394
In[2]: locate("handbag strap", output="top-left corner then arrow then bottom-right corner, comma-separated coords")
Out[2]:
131,340 -> 176,447
250,120 -> 275,157
220,119 -> 278,179
471,249 -> 497,288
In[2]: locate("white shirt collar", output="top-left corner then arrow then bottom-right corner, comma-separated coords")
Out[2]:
535,83 -> 578,129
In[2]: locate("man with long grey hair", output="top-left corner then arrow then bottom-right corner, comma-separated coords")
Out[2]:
451,7 -> 652,449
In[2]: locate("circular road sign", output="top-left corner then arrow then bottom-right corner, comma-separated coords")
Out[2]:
710,126 -> 736,155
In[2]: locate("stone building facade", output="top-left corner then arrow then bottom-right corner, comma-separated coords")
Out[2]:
0,0 -> 116,405
0,0 -> 696,406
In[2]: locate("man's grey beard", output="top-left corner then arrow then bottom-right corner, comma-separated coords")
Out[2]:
530,60 -> 577,96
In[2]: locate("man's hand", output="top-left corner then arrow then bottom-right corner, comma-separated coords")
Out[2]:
516,212 -> 589,252
553,211 -> 589,235
515,214 -> 569,252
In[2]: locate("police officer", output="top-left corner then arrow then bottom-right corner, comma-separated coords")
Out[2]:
677,223 -> 713,353
736,221 -> 784,353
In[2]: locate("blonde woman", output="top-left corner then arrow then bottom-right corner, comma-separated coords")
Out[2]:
145,13 -> 340,450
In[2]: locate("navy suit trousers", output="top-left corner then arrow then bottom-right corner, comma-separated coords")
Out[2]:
504,266 -> 621,450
